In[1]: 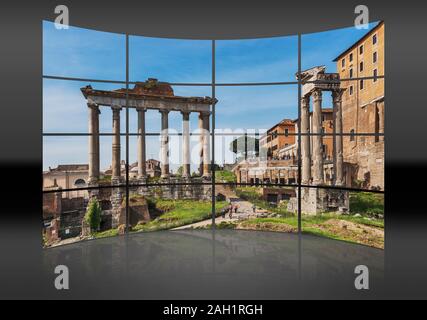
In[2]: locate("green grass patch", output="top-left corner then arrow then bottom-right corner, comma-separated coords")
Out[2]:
243,216 -> 299,227
132,199 -> 228,232
215,170 -> 236,183
94,228 -> 119,239
350,192 -> 384,217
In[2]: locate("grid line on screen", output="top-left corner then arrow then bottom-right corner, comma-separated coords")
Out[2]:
42,24 -> 385,242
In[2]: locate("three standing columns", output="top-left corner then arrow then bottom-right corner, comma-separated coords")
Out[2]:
88,102 -> 100,185
300,88 -> 345,187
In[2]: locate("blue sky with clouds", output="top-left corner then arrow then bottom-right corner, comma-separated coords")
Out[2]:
43,21 -> 379,171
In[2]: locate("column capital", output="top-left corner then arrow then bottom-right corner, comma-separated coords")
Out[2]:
159,109 -> 170,115
87,102 -> 99,110
199,111 -> 211,117
136,107 -> 147,113
181,110 -> 191,116
111,104 -> 122,111
301,94 -> 310,106
332,88 -> 345,103
312,88 -> 322,102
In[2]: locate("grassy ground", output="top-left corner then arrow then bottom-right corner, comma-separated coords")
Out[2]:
132,199 -> 228,232
94,228 -> 119,239
234,187 -> 384,248
238,214 -> 384,248
215,170 -> 236,183
349,192 -> 384,217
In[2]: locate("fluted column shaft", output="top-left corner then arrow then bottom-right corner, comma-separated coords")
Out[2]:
88,103 -> 100,185
333,89 -> 344,186
160,110 -> 170,178
181,111 -> 191,178
312,89 -> 324,185
198,113 -> 204,175
137,108 -> 147,179
111,105 -> 122,182
201,112 -> 211,178
301,95 -> 311,185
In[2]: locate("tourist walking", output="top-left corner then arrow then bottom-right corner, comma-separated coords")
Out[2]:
228,204 -> 233,219
252,204 -> 256,213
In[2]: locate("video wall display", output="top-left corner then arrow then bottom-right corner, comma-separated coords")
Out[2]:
42,20 -> 384,249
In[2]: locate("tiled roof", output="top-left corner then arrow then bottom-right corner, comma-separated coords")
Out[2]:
50,164 -> 88,172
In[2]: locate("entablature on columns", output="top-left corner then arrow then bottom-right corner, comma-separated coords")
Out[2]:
81,79 -> 215,113
297,66 -> 341,97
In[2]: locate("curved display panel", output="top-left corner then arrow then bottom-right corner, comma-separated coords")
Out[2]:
42,21 -> 384,249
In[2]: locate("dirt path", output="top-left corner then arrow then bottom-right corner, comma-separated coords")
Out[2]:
172,185 -> 269,230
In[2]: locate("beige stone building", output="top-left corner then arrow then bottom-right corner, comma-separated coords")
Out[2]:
43,164 -> 90,198
334,21 -> 384,190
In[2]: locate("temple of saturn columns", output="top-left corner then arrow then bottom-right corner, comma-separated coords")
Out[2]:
288,66 -> 349,214
81,78 -> 215,227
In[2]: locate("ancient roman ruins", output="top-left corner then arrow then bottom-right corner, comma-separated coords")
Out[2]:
288,66 -> 349,214
80,78 -> 216,227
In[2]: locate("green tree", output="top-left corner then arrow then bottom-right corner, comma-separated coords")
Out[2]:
230,135 -> 259,160
85,198 -> 102,233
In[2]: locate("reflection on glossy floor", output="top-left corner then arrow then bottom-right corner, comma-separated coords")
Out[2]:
42,230 -> 384,299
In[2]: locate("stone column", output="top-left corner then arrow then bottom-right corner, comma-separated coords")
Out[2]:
198,113 -> 204,175
181,111 -> 191,178
160,110 -> 170,178
111,105 -> 122,183
137,108 -> 147,179
333,89 -> 344,186
312,89 -> 324,185
88,103 -> 100,185
301,95 -> 311,185
201,111 -> 211,178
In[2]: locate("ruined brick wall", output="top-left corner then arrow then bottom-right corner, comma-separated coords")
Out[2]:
343,100 -> 384,190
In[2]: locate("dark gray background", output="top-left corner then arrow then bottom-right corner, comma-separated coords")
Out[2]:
0,0 -> 426,299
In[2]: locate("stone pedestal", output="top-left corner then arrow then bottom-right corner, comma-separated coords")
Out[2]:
288,187 -> 349,215
110,183 -> 124,228
136,177 -> 148,196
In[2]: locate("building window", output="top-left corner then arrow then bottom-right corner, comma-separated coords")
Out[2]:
360,79 -> 364,90
373,51 -> 377,63
349,85 -> 354,95
350,129 -> 355,141
74,179 -> 86,186
349,53 -> 353,62
359,45 -> 364,54
373,34 -> 377,45
360,61 -> 364,72
349,68 -> 353,78
284,128 -> 289,136
342,58 -> 345,68
373,69 -> 378,82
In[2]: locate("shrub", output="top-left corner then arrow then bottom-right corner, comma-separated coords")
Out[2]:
84,198 -> 102,233
350,192 -> 384,217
